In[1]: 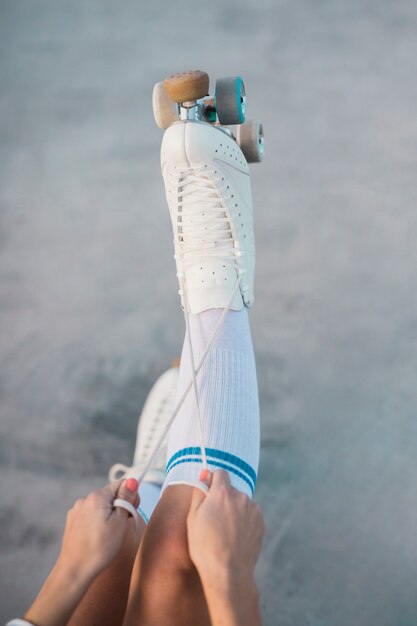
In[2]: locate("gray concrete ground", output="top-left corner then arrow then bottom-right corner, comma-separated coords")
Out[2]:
1,1 -> 417,624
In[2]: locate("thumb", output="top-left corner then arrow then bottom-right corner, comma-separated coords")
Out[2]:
210,469 -> 231,490
117,478 -> 140,510
188,484 -> 207,518
188,469 -> 213,517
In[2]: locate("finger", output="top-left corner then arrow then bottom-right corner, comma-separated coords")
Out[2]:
112,480 -> 141,535
132,491 -> 140,510
101,479 -> 124,501
117,478 -> 140,507
210,469 -> 232,490
129,481 -> 140,510
188,485 -> 207,517
199,468 -> 213,488
113,498 -> 141,537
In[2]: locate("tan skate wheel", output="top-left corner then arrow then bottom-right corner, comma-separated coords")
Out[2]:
215,76 -> 246,125
236,120 -> 264,163
171,356 -> 181,368
152,81 -> 180,129
163,70 -> 209,103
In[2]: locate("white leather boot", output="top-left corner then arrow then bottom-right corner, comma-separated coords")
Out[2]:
109,365 -> 179,484
161,120 -> 255,314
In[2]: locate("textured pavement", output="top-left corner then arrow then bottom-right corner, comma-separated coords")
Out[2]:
1,1 -> 417,624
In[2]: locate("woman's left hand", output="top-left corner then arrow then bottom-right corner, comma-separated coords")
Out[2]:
58,478 -> 140,580
23,480 -> 141,626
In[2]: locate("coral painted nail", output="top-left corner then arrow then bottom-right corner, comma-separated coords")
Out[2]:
126,478 -> 139,493
200,469 -> 212,483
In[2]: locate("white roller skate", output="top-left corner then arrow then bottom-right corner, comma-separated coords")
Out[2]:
153,70 -> 264,314
109,363 -> 180,485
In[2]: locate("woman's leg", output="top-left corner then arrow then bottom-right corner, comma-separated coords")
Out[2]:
123,308 -> 260,626
123,485 -> 211,626
126,94 -> 261,625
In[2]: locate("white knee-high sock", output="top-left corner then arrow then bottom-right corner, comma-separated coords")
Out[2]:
162,308 -> 260,498
138,482 -> 161,523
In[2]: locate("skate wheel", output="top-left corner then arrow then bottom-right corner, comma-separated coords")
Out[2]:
215,76 -> 246,125
163,70 -> 209,103
236,120 -> 264,163
152,82 -> 180,129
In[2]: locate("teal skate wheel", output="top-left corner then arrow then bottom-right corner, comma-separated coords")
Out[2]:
215,76 -> 246,125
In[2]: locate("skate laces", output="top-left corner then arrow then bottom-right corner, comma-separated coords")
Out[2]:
108,274 -> 242,487
108,165 -> 243,488
173,165 -> 236,267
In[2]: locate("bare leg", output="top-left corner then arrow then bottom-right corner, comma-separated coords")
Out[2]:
123,485 -> 211,626
68,516 -> 146,626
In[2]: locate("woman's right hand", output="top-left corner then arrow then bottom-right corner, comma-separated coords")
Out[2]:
186,470 -> 265,589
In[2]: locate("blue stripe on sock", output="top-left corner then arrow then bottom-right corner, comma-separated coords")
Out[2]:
166,455 -> 256,494
166,447 -> 257,487
166,447 -> 256,494
138,507 -> 149,524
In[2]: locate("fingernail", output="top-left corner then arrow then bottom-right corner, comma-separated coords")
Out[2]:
126,478 -> 139,493
200,469 -> 212,484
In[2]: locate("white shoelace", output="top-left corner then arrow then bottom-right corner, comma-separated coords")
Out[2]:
109,164 -> 243,485
128,275 -> 242,486
173,165 -> 237,267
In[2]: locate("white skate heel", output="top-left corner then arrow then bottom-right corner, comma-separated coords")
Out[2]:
109,364 -> 180,485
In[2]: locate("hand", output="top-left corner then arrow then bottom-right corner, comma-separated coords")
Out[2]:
186,470 -> 265,589
24,480 -> 141,626
58,478 -> 140,581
